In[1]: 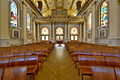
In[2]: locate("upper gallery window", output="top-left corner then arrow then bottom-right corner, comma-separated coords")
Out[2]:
27,13 -> 31,31
100,0 -> 109,27
10,0 -> 18,27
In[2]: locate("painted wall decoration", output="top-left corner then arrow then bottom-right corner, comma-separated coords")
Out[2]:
27,13 -> 31,31
10,0 -> 18,27
100,0 -> 109,27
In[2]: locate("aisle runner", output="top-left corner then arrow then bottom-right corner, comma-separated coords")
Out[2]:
35,44 -> 81,80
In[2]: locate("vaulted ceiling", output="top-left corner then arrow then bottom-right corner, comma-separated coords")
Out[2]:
31,0 -> 86,23
32,0 -> 86,17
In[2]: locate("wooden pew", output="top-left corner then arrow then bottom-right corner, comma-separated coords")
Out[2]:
79,66 -> 92,80
78,55 -> 92,66
0,69 -> 3,80
115,67 -> 120,80
92,66 -> 116,80
106,57 -> 120,67
3,67 -> 27,80
0,42 -> 54,80
25,55 -> 39,74
91,56 -> 106,66
0,57 -> 9,68
9,56 -> 25,67
1,52 -> 13,57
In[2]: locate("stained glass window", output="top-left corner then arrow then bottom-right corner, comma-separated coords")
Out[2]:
27,13 -> 31,31
100,0 -> 109,27
10,0 -> 18,27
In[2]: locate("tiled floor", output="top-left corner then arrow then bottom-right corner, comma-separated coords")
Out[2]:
35,44 -> 81,80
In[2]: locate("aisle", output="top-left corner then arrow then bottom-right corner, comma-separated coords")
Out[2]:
35,44 -> 81,80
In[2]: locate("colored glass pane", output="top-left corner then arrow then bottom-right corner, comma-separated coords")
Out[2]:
10,0 -> 18,27
27,13 -> 31,31
101,0 -> 109,27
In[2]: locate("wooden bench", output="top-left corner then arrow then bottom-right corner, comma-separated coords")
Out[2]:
92,66 -> 116,80
3,67 -> 27,80
115,67 -> 120,80
0,57 -> 9,68
0,69 -> 3,80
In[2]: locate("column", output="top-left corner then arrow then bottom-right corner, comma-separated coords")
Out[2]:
0,0 -> 10,47
36,24 -> 40,42
21,2 -> 28,44
83,21 -> 87,42
32,21 -> 37,43
50,22 -> 52,40
79,23 -> 83,42
91,1 -> 97,43
64,22 -> 69,42
52,23 -> 55,42
108,0 -> 120,46
68,23 -> 70,41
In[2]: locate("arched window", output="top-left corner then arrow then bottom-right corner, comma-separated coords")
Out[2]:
87,13 -> 92,39
56,27 -> 63,35
70,27 -> 78,41
41,27 -> 49,41
56,27 -> 64,41
27,13 -> 31,31
100,0 -> 109,27
10,0 -> 18,27
87,13 -> 92,30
